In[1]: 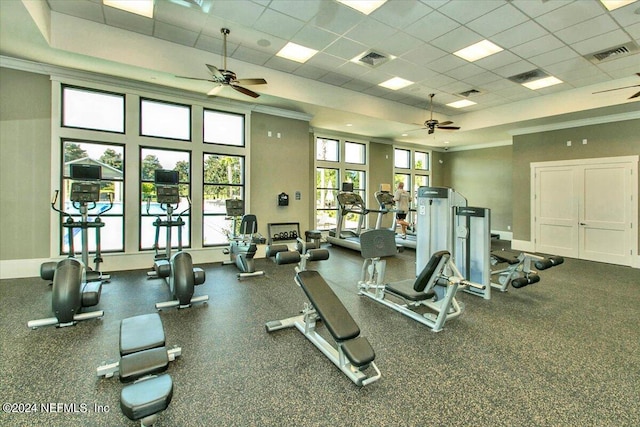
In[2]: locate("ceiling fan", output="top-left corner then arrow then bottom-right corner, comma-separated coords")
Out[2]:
592,73 -> 640,99
420,93 -> 460,134
177,28 -> 267,98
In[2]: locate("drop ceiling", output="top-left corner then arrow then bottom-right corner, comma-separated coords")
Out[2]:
1,0 -> 639,149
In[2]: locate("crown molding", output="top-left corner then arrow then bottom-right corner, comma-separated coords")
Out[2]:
509,110 -> 640,136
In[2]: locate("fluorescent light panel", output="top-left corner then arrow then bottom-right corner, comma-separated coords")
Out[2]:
276,42 -> 318,63
103,0 -> 154,18
454,39 -> 503,62
522,76 -> 563,90
379,77 -> 413,90
599,0 -> 637,11
336,0 -> 387,15
447,99 -> 477,108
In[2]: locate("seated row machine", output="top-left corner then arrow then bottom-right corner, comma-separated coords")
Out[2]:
491,250 -> 564,290
97,313 -> 180,426
265,243 -> 381,386
358,229 -> 484,333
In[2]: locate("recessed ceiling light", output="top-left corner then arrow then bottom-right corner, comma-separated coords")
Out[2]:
522,76 -> 563,90
453,40 -> 503,62
346,123 -> 353,127
103,0 -> 154,18
447,99 -> 477,108
336,0 -> 387,15
444,141 -> 450,144
599,0 -> 637,11
276,42 -> 318,63
401,133 -> 408,137
378,77 -> 413,90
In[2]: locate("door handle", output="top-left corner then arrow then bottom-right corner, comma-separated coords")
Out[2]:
579,222 -> 587,226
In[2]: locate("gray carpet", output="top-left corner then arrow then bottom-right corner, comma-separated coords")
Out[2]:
1,243 -> 639,426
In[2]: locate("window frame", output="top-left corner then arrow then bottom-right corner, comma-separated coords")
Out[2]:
139,97 -> 192,142
61,84 -> 126,134
203,109 -> 246,147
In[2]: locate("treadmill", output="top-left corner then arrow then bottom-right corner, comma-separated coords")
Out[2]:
374,190 -> 417,250
326,189 -> 368,252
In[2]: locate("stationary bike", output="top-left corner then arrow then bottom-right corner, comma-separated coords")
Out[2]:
147,169 -> 208,310
29,164 -> 112,329
222,199 -> 264,279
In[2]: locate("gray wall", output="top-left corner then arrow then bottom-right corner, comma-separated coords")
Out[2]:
368,141 -> 394,228
512,119 -> 640,242
0,68 -> 52,260
441,145 -> 513,232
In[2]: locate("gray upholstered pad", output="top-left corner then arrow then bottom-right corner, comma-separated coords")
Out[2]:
386,279 -> 435,301
341,336 -> 375,367
120,374 -> 173,421
119,346 -> 169,383
120,313 -> 165,356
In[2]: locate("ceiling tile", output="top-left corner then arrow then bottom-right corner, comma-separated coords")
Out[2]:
461,71 -> 502,86
555,14 -> 618,45
492,60 -> 537,79
510,0 -> 573,18
438,80 -> 476,95
335,61 -> 371,79
626,22 -> 640,40
370,0 -> 432,29
292,63 -> 328,80
405,10 -> 460,42
344,17 -> 397,46
609,2 -> 640,26
210,0 -> 266,27
401,44 -> 448,67
231,45 -> 273,67
103,6 -> 153,35
268,0 -> 325,22
291,25 -> 337,51
528,46 -> 580,68
535,1 -> 604,32
341,79 -> 375,92
319,72 -> 352,86
323,37 -> 368,60
154,1 -> 207,30
430,26 -> 483,53
425,53 -> 469,73
375,31 -> 424,57
48,0 -> 104,23
473,50 -> 521,71
567,73 -> 611,88
482,78 -> 518,91
312,1 -> 364,35
445,63 -> 486,80
438,0 -> 503,24
596,51 -> 640,73
491,20 -> 549,49
510,34 -> 565,59
305,51 -> 348,69
194,34 -> 225,55
253,8 -> 305,39
263,55 -> 302,73
544,57 -> 598,77
154,21 -> 200,47
571,29 -> 632,55
466,4 -> 529,38
376,59 -> 430,83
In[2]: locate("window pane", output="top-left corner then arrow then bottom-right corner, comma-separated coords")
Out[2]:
204,154 -> 243,184
415,151 -> 429,170
316,168 -> 339,189
394,149 -> 410,168
316,138 -> 339,161
345,142 -> 365,164
316,209 -> 337,230
414,175 -> 428,203
62,86 -> 124,133
394,174 -> 410,192
141,99 -> 190,140
345,170 -> 365,190
203,216 -> 233,246
204,110 -> 244,146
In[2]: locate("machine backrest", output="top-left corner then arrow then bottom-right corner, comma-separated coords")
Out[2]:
239,214 -> 258,235
359,229 -> 397,259
414,250 -> 449,292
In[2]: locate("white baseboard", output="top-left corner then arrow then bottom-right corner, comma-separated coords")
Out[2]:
1,247 -> 232,280
632,255 -> 640,269
511,239 -> 535,252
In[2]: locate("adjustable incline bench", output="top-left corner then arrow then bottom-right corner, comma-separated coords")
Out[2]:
490,250 -> 564,291
265,249 -> 380,387
97,313 -> 181,426
358,228 -> 485,332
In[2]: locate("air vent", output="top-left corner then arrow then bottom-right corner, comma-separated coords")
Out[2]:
459,89 -> 481,97
353,50 -> 394,68
586,42 -> 638,63
508,69 -> 549,84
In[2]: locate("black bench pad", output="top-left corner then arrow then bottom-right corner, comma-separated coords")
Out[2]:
386,279 -> 435,301
120,374 -> 173,421
341,336 -> 375,367
297,270 -> 360,342
81,281 -> 101,307
119,347 -> 169,383
120,313 -> 165,356
491,251 -> 520,265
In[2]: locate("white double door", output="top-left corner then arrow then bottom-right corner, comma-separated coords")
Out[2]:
532,156 -> 638,266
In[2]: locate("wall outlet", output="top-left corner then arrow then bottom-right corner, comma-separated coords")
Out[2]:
566,140 -> 571,146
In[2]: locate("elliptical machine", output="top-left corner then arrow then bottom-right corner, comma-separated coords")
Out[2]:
147,169 -> 208,310
222,199 -> 264,279
29,164 -> 111,329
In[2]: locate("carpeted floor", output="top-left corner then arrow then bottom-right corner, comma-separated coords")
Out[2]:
1,242 -> 639,426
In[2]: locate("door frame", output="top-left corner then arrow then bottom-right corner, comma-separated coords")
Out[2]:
530,155 -> 638,267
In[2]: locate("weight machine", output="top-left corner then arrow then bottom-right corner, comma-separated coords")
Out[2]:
222,199 -> 264,279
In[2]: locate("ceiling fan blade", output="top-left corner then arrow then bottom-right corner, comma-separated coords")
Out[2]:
437,126 -> 461,130
235,78 -> 267,86
629,90 -> 640,99
231,84 -> 260,98
207,85 -> 224,96
175,76 -> 215,82
206,64 -> 225,80
438,120 -> 454,126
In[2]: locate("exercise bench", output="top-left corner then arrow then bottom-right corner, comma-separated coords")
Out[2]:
266,270 -> 381,387
490,250 -> 564,291
358,228 -> 484,332
97,313 -> 181,426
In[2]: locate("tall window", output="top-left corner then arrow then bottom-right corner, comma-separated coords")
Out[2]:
203,154 -> 244,246
62,85 -> 125,133
315,136 -> 368,230
393,147 -> 431,214
61,140 -> 125,254
204,109 -> 244,146
140,148 -> 191,250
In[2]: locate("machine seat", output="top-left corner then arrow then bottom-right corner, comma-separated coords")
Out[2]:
81,281 -> 102,307
385,279 -> 435,301
119,347 -> 169,383
491,251 -> 520,265
120,374 -> 173,422
341,336 -> 375,368
120,313 -> 165,356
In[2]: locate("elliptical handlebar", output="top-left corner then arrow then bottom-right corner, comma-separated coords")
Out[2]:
50,190 -> 71,218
